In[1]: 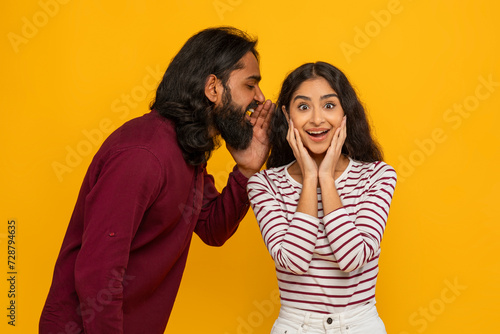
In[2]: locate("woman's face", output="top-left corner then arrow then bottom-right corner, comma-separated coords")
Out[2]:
285,77 -> 345,157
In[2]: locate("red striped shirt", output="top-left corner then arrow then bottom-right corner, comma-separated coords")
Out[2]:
247,158 -> 397,314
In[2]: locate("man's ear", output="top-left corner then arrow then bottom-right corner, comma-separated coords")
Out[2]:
205,74 -> 222,103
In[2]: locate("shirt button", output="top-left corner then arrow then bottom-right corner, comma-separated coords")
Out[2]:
327,317 -> 333,324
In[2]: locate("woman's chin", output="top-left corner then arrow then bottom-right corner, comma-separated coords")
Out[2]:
306,147 -> 328,159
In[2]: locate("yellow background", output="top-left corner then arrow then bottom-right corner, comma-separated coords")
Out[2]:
1,0 -> 499,333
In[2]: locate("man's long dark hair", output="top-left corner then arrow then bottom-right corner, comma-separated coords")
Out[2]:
150,27 -> 258,166
267,62 -> 383,168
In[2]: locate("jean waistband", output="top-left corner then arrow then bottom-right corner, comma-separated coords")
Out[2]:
278,302 -> 379,329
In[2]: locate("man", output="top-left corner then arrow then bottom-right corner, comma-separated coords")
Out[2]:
40,27 -> 275,333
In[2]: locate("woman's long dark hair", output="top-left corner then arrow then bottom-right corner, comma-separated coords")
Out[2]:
267,62 -> 383,168
150,27 -> 258,166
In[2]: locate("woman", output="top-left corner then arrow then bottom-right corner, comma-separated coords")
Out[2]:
247,62 -> 396,333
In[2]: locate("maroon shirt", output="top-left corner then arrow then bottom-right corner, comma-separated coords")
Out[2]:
40,110 -> 250,333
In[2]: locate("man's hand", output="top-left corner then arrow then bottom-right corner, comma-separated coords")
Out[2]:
228,100 -> 275,178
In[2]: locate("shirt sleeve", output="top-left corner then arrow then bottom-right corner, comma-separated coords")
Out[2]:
194,165 -> 250,246
323,162 -> 397,273
247,171 -> 321,275
74,148 -> 162,333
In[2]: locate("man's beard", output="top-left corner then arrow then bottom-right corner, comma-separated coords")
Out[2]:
212,89 -> 257,150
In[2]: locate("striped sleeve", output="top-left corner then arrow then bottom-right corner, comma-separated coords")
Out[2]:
323,162 -> 397,272
247,171 -> 320,275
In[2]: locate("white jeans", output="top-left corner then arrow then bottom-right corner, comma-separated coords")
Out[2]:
270,303 -> 386,334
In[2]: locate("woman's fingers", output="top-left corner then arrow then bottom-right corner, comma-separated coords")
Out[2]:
320,116 -> 347,177
325,127 -> 341,160
287,119 -> 298,152
330,116 -> 346,153
285,119 -> 317,175
337,116 -> 347,151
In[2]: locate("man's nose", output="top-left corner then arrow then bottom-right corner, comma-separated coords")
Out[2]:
254,85 -> 265,103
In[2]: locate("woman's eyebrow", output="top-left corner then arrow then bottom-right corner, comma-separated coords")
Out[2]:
321,94 -> 338,100
293,93 -> 338,102
293,95 -> 311,102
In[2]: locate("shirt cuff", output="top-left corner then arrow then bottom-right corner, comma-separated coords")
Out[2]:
230,165 -> 250,189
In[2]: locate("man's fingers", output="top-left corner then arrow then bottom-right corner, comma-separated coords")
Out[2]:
262,102 -> 275,130
258,101 -> 274,130
251,100 -> 272,127
248,101 -> 264,126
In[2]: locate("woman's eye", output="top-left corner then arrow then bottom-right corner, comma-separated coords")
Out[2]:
298,104 -> 309,111
325,103 -> 336,109
247,85 -> 255,89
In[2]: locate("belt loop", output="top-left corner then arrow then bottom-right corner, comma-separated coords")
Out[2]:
304,312 -> 311,324
339,313 -> 346,334
298,311 -> 310,334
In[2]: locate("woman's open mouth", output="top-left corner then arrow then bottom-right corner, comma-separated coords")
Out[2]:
306,129 -> 330,142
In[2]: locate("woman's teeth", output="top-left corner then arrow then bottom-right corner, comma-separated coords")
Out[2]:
306,130 -> 329,136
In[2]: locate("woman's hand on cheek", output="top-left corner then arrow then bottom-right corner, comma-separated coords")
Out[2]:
286,118 -> 318,180
318,116 -> 347,180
